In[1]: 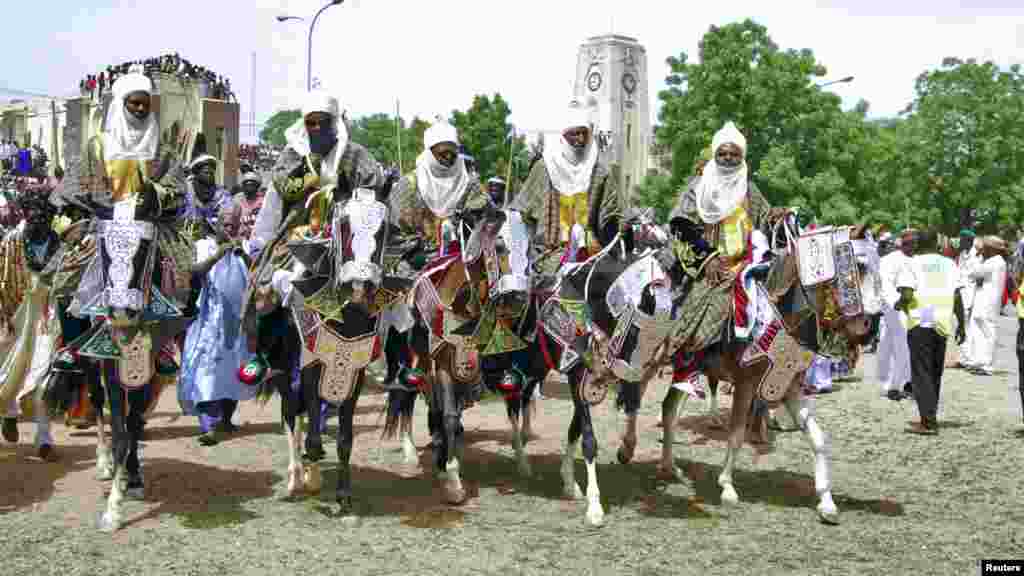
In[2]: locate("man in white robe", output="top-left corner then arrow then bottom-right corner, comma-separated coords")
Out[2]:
877,232 -> 913,400
965,236 -> 1007,376
954,230 -> 982,366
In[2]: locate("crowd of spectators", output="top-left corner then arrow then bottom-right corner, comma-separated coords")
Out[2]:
79,53 -> 235,102
239,144 -> 281,171
0,141 -> 47,177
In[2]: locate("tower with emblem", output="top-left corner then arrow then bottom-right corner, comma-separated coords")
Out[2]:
573,34 -> 650,206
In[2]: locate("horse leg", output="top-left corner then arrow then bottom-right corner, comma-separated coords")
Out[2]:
399,393 -> 418,465
718,374 -> 754,507
570,370 -> 604,526
561,375 -> 585,501
783,388 -> 839,524
124,387 -> 147,500
705,376 -> 724,430
434,362 -> 466,504
658,386 -> 686,481
98,361 -> 127,532
504,380 -> 532,477
278,372 -> 304,498
90,366 -> 113,480
616,381 -> 643,465
334,377 -> 364,516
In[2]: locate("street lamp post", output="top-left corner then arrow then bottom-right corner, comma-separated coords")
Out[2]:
276,0 -> 344,92
816,76 -> 854,88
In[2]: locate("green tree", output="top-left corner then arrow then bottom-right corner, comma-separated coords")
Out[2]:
633,171 -> 678,223
349,113 -> 430,173
450,94 -> 529,190
654,20 -> 877,225
259,109 -> 301,147
898,58 -> 1024,234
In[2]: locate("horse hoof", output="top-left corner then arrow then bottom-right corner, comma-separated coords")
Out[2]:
818,498 -> 840,525
97,511 -> 121,533
585,505 -> 605,527
303,464 -> 322,494
37,444 -> 56,462
443,485 -> 467,505
721,485 -> 739,506
336,496 -> 358,521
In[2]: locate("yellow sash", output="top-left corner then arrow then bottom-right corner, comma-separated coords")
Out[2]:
558,191 -> 599,250
105,159 -> 144,203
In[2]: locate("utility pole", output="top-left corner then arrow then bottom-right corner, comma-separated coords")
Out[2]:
250,51 -> 256,139
395,98 -> 402,172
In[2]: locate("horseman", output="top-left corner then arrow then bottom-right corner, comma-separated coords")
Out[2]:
385,119 -> 489,459
511,101 -> 621,288
66,67 -> 193,511
666,121 -> 788,401
0,185 -> 62,460
242,89 -> 384,462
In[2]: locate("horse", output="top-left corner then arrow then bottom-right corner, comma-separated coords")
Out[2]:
393,206 -> 540,504
242,185 -> 412,517
613,219 -> 875,526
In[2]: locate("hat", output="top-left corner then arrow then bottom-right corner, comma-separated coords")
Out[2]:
190,154 -> 217,171
959,229 -> 975,238
984,235 -> 1008,252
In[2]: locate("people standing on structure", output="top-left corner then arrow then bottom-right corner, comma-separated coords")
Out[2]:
964,236 -> 1008,376
895,230 -> 958,435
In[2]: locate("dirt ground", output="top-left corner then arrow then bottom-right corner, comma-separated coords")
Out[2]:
1,316 -> 1023,576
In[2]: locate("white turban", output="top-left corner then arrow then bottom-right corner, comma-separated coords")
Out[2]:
103,70 -> 159,161
415,119 -> 468,217
564,102 -> 595,132
695,121 -> 750,224
712,121 -> 747,156
542,102 -> 598,195
284,90 -> 349,158
282,90 -> 350,188
424,120 -> 459,151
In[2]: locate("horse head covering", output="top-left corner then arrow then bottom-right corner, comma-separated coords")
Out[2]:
542,101 -> 599,195
284,89 -> 349,188
415,118 -> 468,217
696,121 -> 749,224
103,67 -> 159,161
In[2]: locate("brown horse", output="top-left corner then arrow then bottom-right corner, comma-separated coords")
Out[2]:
401,207 -> 540,504
616,222 -> 874,525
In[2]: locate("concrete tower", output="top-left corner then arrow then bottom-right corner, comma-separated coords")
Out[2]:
573,34 -> 650,204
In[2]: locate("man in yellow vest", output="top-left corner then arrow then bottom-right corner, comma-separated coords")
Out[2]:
895,230 -> 960,435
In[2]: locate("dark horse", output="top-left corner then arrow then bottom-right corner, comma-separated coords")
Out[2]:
242,185 -> 411,516
382,207 -> 543,503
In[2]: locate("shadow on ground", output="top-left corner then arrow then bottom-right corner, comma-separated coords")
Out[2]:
118,457 -> 282,530
0,444 -> 97,515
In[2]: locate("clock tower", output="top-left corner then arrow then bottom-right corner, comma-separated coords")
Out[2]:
573,34 -> 650,205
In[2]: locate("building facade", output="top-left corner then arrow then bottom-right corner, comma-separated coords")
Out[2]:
572,34 -> 651,204
63,73 -> 239,195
